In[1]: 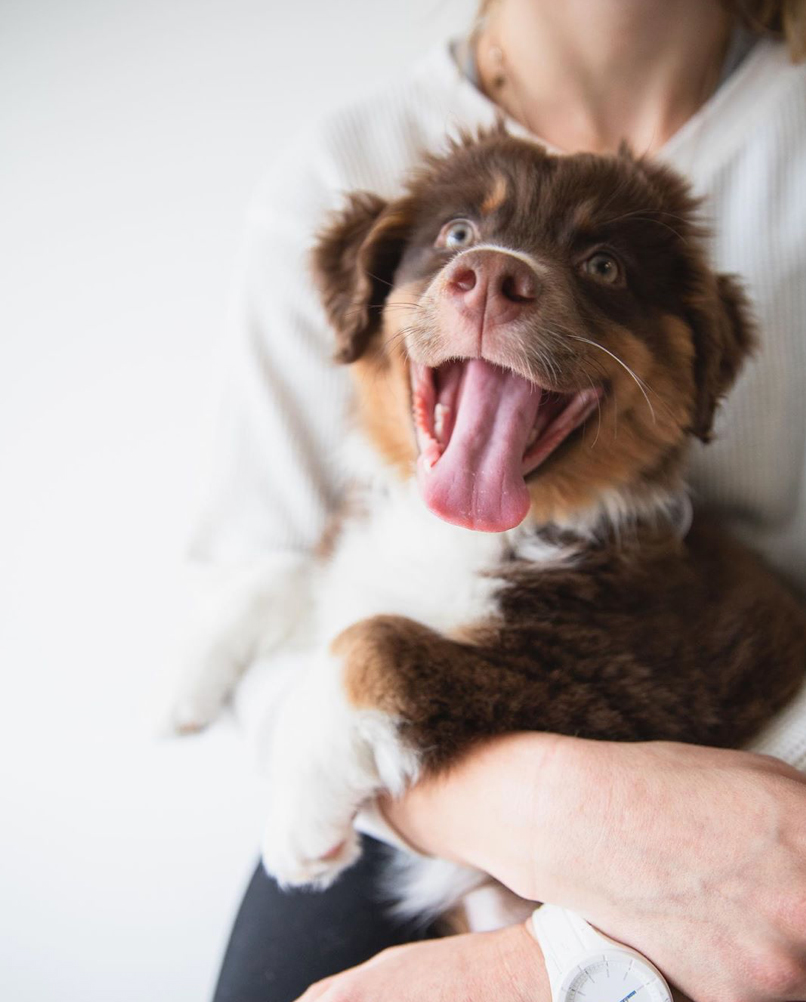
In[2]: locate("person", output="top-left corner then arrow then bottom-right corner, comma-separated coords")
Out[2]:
190,2 -> 806,999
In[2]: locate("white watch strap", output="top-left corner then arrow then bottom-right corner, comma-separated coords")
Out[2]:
531,904 -> 618,996
532,904 -> 673,1002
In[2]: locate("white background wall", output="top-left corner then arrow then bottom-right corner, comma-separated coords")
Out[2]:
0,2 -> 475,999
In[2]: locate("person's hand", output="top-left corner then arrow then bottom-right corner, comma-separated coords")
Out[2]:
381,735 -> 806,1002
294,921 -> 694,1002
294,924 -> 547,1002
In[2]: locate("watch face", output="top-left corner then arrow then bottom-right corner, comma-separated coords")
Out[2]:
561,952 -> 671,1002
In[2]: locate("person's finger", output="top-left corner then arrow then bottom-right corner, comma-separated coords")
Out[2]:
294,974 -> 336,1002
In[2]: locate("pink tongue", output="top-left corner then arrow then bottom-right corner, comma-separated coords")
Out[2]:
418,359 -> 542,532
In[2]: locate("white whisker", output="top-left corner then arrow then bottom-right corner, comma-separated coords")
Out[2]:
566,335 -> 656,425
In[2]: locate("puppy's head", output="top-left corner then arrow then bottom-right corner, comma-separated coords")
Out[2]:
313,129 -> 754,532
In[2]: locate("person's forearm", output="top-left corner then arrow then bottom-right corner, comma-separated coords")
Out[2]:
380,731 -> 570,900
382,734 -> 806,1002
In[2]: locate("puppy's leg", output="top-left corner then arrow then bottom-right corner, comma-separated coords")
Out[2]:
169,556 -> 314,733
260,616 -> 426,889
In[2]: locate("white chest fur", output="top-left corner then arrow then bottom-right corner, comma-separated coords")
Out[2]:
317,478 -> 511,643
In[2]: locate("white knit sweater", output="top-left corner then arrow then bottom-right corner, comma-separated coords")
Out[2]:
191,40 -> 806,769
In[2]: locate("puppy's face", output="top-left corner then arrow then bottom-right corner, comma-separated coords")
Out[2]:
314,131 -> 754,532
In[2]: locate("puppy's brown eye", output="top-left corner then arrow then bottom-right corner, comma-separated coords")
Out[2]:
436,219 -> 478,251
582,252 -> 623,285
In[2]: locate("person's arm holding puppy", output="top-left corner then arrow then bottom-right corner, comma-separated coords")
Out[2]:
380,734 -> 806,1002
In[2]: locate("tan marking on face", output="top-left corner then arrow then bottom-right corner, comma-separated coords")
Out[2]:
348,280 -> 426,478
481,172 -> 509,214
568,198 -> 598,233
526,315 -> 697,523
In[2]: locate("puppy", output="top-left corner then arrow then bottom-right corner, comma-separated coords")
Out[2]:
178,129 -> 806,921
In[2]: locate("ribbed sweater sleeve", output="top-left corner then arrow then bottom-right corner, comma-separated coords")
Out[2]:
189,143 -> 353,561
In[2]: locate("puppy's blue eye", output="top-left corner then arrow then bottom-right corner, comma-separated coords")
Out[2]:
582,251 -> 623,284
446,223 -> 473,248
437,219 -> 478,250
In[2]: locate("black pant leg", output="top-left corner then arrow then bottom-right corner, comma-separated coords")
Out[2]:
212,837 -> 432,1002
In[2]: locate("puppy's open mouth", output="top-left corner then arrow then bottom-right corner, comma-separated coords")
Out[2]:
412,359 -> 602,532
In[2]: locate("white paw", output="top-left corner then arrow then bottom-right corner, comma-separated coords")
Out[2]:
259,697 -> 380,889
161,646 -> 242,735
257,649 -> 420,889
261,800 -> 362,889
164,683 -> 230,736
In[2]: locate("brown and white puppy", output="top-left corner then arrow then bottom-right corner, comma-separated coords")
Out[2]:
184,129 -> 806,919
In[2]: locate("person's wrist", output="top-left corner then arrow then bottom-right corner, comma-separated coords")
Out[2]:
521,735 -> 606,905
525,736 -> 645,912
491,922 -> 550,1001
467,731 -> 573,899
379,732 -> 578,899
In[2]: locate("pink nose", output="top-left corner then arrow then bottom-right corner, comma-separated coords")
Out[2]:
444,250 -> 538,325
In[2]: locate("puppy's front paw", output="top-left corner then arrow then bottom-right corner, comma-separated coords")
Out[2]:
162,645 -> 243,735
259,698 -> 374,888
258,647 -> 418,889
261,805 -> 362,889
165,682 -> 230,736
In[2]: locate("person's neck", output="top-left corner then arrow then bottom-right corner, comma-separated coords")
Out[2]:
476,0 -> 734,155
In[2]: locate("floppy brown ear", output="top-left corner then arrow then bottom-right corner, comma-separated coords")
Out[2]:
312,192 -> 411,363
687,273 -> 756,442
616,149 -> 755,441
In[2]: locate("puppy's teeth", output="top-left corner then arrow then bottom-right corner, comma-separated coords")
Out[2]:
422,441 -> 441,469
434,403 -> 449,442
525,427 -> 538,449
